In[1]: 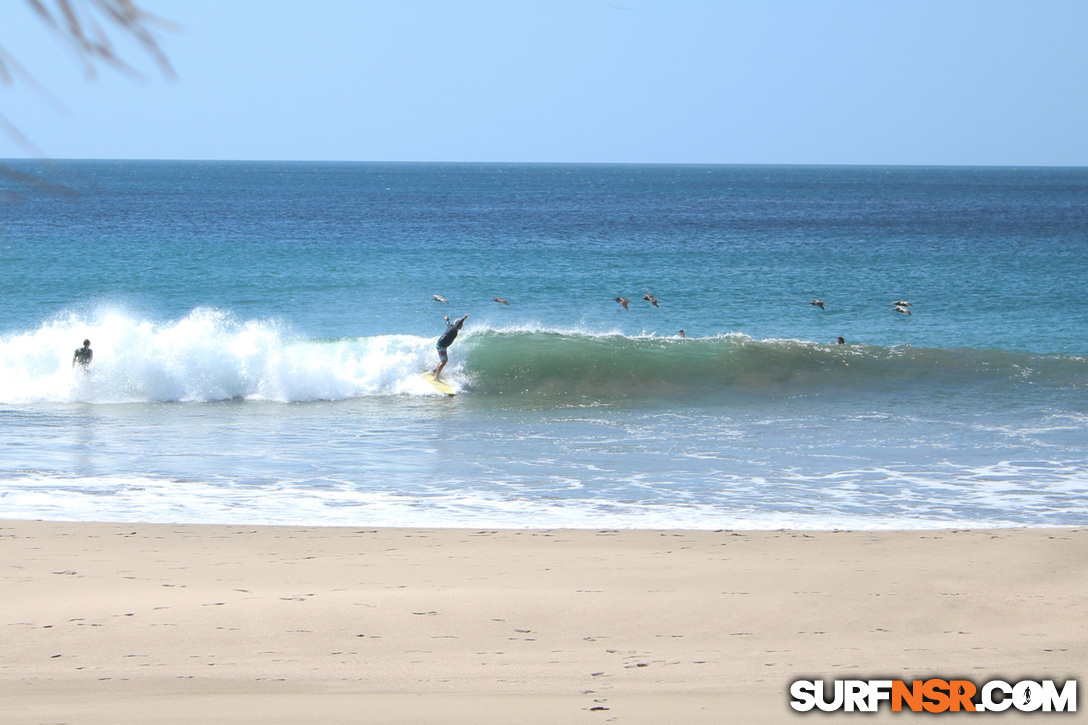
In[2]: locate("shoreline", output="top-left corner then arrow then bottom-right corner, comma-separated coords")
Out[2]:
2,521 -> 1084,723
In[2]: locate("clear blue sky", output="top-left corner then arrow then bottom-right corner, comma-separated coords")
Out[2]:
2,0 -> 1086,165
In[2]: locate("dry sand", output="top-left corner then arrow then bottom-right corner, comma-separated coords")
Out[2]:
1,521 -> 1084,723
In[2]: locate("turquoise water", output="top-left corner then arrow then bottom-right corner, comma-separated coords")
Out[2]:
1,161 -> 1086,528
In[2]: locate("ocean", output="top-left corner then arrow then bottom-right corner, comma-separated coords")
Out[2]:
1,161 -> 1086,529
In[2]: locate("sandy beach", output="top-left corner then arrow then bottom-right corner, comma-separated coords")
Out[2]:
1,522 -> 1084,723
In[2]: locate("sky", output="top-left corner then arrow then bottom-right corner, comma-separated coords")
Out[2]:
1,0 -> 1086,165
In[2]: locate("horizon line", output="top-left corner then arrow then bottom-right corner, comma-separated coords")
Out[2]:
3,157 -> 1087,170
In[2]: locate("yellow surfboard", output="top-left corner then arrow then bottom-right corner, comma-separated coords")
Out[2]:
422,372 -> 456,396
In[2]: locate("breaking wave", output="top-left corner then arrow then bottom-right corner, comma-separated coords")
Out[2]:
2,310 -> 1084,404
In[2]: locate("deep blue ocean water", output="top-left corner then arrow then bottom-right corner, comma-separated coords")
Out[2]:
1,160 -> 1086,528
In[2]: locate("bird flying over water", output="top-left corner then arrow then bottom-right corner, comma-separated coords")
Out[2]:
893,304 -> 912,315
894,300 -> 913,307
811,299 -> 826,310
492,296 -> 509,305
613,296 -> 630,309
432,294 -> 449,304
642,293 -> 659,308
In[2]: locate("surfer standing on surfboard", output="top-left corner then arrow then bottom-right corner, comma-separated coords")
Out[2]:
433,314 -> 468,382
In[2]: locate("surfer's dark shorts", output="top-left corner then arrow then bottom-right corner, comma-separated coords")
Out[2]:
436,346 -> 448,362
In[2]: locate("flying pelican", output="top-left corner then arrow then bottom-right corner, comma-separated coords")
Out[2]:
642,293 -> 659,308
432,294 -> 449,304
613,296 -> 630,309
893,300 -> 913,307
893,304 -> 912,315
811,299 -> 826,310
492,297 -> 509,306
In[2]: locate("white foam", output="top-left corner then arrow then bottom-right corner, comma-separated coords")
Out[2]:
466,321 -> 628,338
0,471 -> 1058,531
471,323 -> 760,343
0,308 -> 456,403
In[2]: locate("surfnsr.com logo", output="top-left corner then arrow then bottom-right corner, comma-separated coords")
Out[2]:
789,678 -> 1077,713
